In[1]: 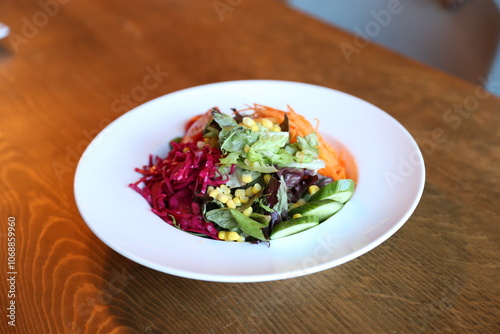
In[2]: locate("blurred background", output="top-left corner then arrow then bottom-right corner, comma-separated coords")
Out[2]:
285,0 -> 500,96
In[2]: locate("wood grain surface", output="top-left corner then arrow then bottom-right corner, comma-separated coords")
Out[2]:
0,0 -> 499,333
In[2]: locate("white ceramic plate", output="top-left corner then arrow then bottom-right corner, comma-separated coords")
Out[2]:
74,80 -> 425,282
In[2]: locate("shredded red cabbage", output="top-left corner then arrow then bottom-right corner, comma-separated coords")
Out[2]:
129,141 -> 228,239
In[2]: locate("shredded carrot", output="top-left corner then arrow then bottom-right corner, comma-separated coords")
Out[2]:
239,104 -> 347,180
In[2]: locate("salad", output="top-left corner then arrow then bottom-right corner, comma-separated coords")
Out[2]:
130,104 -> 355,243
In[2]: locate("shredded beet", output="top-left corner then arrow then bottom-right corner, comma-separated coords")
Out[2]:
129,141 -> 228,239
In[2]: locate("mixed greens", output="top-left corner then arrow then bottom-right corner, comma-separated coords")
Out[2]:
130,105 -> 355,243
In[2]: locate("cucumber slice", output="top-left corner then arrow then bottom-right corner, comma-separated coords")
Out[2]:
270,215 -> 320,239
288,199 -> 343,222
310,179 -> 355,203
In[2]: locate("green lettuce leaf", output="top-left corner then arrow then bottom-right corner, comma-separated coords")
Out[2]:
214,111 -> 324,173
212,110 -> 238,128
205,208 -> 268,240
250,132 -> 289,158
269,148 -> 294,165
275,174 -> 289,216
292,133 -> 320,163
230,209 -> 268,240
205,208 -> 241,232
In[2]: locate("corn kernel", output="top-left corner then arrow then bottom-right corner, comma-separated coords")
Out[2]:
244,145 -> 251,153
218,231 -> 227,240
219,184 -> 231,194
264,174 -> 271,184
251,124 -> 259,132
292,213 -> 303,219
242,117 -> 256,127
290,199 -> 307,209
271,125 -> 281,132
245,187 -> 254,197
208,189 -> 220,198
226,199 -> 236,209
296,198 -> 307,206
261,118 -> 273,129
242,207 -> 253,216
217,193 -> 230,203
183,147 -> 190,153
237,235 -> 245,242
235,189 -> 246,198
226,231 -> 239,241
226,231 -> 240,241
239,195 -> 249,204
252,183 -> 262,194
197,141 -> 205,150
232,197 -> 242,207
207,186 -> 215,193
242,174 -> 253,183
244,158 -> 251,166
308,185 -> 320,195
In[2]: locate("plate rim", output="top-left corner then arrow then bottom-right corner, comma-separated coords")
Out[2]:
74,79 -> 426,282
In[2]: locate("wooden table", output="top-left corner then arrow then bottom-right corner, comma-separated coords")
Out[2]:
1,0 -> 498,333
